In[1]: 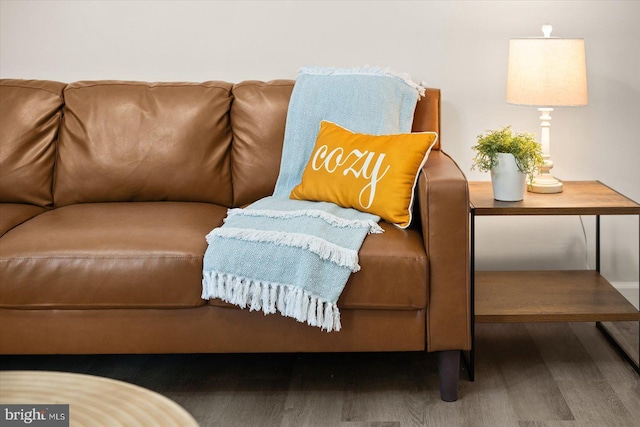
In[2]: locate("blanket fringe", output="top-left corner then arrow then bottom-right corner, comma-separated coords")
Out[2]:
202,271 -> 341,332
226,208 -> 384,234
206,227 -> 361,272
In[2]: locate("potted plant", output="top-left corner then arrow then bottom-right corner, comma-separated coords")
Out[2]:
471,126 -> 543,201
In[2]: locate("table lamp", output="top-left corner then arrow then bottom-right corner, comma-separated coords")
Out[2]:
506,24 -> 588,193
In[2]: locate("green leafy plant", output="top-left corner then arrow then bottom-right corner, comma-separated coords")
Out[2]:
471,125 -> 543,184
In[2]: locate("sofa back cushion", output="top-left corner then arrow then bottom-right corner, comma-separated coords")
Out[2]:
54,81 -> 234,207
412,88 -> 441,150
230,80 -> 294,207
0,79 -> 66,207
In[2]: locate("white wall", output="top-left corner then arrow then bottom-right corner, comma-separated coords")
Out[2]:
1,0 -> 638,286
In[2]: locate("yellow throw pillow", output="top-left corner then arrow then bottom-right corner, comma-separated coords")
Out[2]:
290,121 -> 438,228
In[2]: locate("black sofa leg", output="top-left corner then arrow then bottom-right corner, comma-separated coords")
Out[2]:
438,350 -> 460,402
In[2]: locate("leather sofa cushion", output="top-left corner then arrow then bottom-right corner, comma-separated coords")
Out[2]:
209,222 -> 428,310
341,222 -> 427,309
230,80 -> 293,207
0,80 -> 65,207
0,202 -> 227,309
0,204 -> 47,237
54,81 -> 234,207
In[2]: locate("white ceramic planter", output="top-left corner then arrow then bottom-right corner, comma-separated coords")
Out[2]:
490,153 -> 526,201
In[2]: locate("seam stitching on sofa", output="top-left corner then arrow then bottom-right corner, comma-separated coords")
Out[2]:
234,82 -> 294,89
0,304 -> 207,309
425,164 -> 433,351
0,256 -> 201,261
363,255 -> 426,260
0,83 -> 64,99
64,82 -> 233,93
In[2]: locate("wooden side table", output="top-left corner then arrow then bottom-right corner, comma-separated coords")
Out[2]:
467,180 -> 640,380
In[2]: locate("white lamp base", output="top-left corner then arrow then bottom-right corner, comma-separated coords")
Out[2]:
528,177 -> 563,193
528,107 -> 563,194
528,160 -> 563,193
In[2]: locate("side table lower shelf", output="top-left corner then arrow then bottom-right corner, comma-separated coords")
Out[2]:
469,270 -> 640,378
475,270 -> 640,323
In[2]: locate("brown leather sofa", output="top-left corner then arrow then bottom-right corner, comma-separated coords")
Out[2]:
0,79 -> 470,401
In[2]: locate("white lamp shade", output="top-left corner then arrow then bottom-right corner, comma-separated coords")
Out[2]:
506,38 -> 588,106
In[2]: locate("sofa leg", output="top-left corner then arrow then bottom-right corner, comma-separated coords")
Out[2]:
438,350 -> 460,402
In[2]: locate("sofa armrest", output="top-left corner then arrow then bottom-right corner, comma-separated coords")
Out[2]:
418,150 -> 471,352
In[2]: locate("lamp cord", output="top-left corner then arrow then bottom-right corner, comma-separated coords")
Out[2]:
578,215 -> 590,270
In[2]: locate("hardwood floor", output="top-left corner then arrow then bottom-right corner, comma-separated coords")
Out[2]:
1,322 -> 638,426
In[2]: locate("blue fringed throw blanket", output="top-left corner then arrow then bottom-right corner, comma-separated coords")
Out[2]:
202,67 -> 424,331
